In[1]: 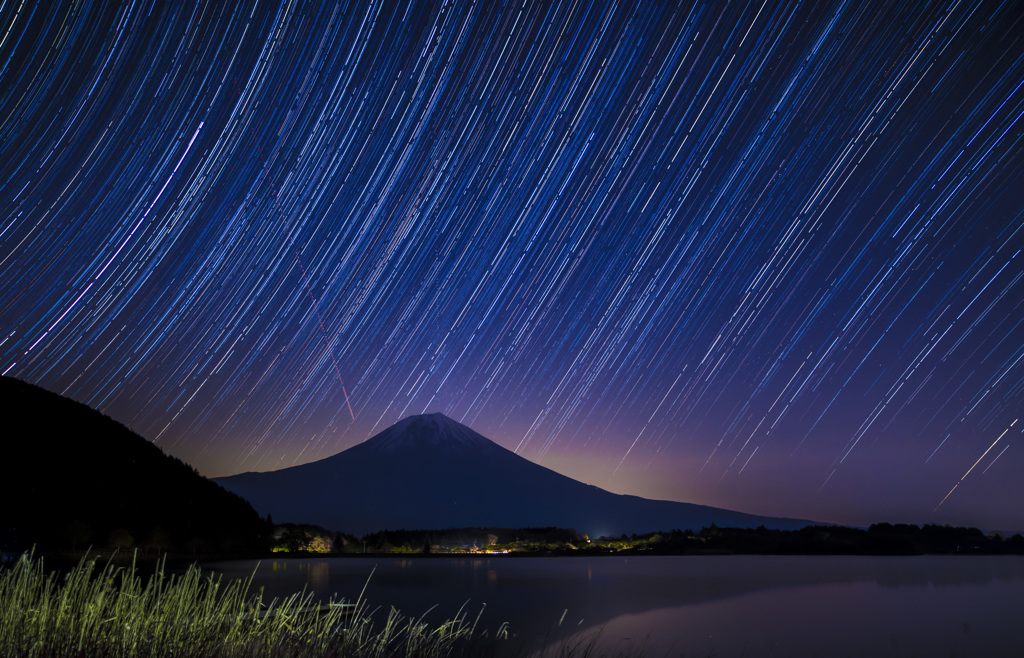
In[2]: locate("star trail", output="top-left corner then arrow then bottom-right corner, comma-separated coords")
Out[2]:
2,0 -> 1023,530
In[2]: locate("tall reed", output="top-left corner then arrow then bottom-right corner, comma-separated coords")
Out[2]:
0,550 -> 505,657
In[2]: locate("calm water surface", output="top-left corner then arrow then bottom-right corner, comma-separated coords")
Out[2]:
205,555 -> 1024,656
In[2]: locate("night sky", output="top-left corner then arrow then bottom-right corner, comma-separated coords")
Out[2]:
3,1 -> 1023,531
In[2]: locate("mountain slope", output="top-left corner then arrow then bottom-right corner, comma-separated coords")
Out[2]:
216,413 -> 814,536
0,376 -> 267,553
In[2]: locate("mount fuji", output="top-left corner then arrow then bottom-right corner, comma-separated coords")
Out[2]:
215,413 -> 815,536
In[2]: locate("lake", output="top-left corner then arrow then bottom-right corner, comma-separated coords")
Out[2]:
204,554 -> 1024,656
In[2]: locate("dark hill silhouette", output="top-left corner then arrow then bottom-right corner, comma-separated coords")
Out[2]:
216,413 -> 816,536
0,376 -> 267,554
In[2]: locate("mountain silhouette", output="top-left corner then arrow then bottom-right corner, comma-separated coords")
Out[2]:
216,413 -> 815,536
0,376 -> 267,553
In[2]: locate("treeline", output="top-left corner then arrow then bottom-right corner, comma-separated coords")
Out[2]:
268,522 -> 1024,556
268,525 -> 581,554
589,523 -> 1024,555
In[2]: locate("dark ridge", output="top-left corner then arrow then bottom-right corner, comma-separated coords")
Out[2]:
0,376 -> 269,554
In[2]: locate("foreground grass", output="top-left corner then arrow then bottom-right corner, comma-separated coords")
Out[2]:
0,551 -> 508,657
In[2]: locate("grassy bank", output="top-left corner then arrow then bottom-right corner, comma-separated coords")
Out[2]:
0,551 -> 509,657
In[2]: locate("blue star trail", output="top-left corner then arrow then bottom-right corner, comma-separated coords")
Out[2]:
2,0 -> 1023,530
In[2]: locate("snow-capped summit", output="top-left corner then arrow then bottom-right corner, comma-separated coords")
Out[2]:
364,412 -> 505,455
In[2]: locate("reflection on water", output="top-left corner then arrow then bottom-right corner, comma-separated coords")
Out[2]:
308,560 -> 329,594
205,555 -> 1024,656
561,577 -> 1023,657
